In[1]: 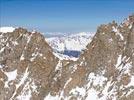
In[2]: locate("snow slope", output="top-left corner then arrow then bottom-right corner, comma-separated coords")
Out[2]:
46,32 -> 94,59
0,27 -> 15,33
46,32 -> 94,51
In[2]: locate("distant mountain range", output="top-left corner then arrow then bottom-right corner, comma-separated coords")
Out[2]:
46,32 -> 94,58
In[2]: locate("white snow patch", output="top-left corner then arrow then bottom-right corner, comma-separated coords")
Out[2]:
27,34 -> 33,43
70,64 -> 78,73
16,67 -> 29,88
116,56 -> 132,75
0,64 -> 4,69
115,55 -> 122,68
4,69 -> 17,82
16,81 -> 31,100
112,26 -> 118,32
10,67 -> 29,100
121,61 -> 132,74
112,26 -> 124,40
102,32 -> 105,34
31,81 -> 38,93
55,60 -> 62,71
32,30 -> 36,33
100,79 -> 117,100
4,69 -> 17,88
87,72 -> 107,87
85,89 -> 99,100
116,31 -> 124,40
70,86 -> 86,97
30,52 -> 42,61
12,41 -> 18,46
53,52 -> 78,61
129,24 -> 132,29
20,33 -> 33,61
126,88 -> 134,96
44,93 -> 59,100
0,47 -> 5,53
127,75 -> 134,87
43,57 -> 46,59
16,83 -> 32,100
20,54 -> 25,61
0,27 -> 15,33
53,61 -> 63,81
16,81 -> 38,100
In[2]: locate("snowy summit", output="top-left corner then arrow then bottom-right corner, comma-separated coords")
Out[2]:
0,27 -> 15,33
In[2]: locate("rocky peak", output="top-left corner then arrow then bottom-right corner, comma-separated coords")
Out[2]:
46,15 -> 134,100
0,28 -> 58,99
65,14 -> 134,100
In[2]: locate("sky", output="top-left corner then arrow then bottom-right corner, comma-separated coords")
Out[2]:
0,0 -> 134,33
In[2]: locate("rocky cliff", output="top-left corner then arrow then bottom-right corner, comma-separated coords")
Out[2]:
0,15 -> 134,100
0,28 -> 58,100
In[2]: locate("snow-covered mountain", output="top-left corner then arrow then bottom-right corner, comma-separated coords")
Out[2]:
46,32 -> 93,51
0,15 -> 134,100
46,32 -> 94,59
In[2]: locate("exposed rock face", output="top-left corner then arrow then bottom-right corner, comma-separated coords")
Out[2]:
76,15 -> 134,100
46,15 -> 134,100
0,28 -> 58,100
0,15 -> 134,100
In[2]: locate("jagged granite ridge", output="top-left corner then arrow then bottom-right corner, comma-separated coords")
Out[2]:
0,15 -> 134,100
